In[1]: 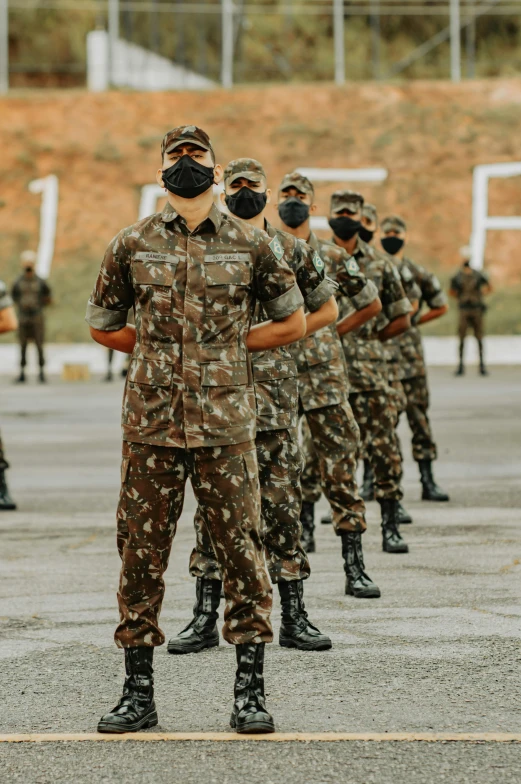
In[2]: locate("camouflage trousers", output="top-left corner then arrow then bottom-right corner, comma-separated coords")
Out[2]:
115,439 -> 273,649
19,316 -> 45,369
348,390 -> 403,501
402,375 -> 438,462
300,402 -> 367,534
0,430 -> 8,470
190,427 -> 310,584
388,379 -> 407,485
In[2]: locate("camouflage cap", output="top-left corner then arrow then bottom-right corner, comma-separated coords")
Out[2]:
381,214 -> 407,232
279,171 -> 314,198
330,190 -> 364,214
161,125 -> 214,157
362,203 -> 378,225
224,158 -> 266,188
460,245 -> 471,259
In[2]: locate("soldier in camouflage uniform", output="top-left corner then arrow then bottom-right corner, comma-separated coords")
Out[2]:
278,172 -> 384,599
168,158 -> 337,655
302,193 -> 414,556
450,245 -> 491,376
380,215 -> 450,502
0,281 -> 18,511
11,251 -> 52,384
86,127 -> 307,735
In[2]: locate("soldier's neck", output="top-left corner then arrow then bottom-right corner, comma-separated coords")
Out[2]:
280,220 -> 310,241
333,234 -> 358,255
166,190 -> 215,232
243,212 -> 265,231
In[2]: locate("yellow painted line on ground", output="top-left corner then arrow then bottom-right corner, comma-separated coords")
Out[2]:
1,732 -> 521,743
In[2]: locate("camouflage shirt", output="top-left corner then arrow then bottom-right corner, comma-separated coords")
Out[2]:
12,275 -> 51,323
382,256 -> 422,383
0,280 -> 13,312
252,222 -> 335,432
335,237 -> 412,392
393,256 -> 447,380
86,202 -> 303,449
288,232 -> 379,411
450,267 -> 489,310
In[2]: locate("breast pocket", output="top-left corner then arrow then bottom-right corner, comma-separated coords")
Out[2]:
132,258 -> 176,316
201,360 -> 250,429
123,358 -> 173,429
204,261 -> 251,318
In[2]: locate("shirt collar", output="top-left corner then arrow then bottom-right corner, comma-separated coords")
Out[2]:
307,232 -> 319,251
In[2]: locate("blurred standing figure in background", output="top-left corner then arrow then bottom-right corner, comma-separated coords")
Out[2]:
11,251 -> 52,384
450,246 -> 492,377
0,279 -> 18,510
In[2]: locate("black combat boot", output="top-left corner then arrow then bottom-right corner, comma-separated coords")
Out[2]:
478,340 -> 488,376
396,500 -> 413,524
230,643 -> 275,734
167,577 -> 221,654
379,499 -> 409,554
278,580 -> 332,650
418,459 -> 450,502
15,371 -> 26,384
455,341 -> 464,376
38,369 -> 46,383
0,468 -> 17,511
97,647 -> 158,733
320,510 -> 332,525
341,532 -> 381,598
360,461 -> 375,501
300,501 -> 316,553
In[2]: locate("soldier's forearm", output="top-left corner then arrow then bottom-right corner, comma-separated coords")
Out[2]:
247,308 -> 306,352
0,306 -> 18,335
417,304 -> 448,326
378,313 -> 410,342
89,325 -> 136,354
336,298 -> 382,337
304,296 -> 338,338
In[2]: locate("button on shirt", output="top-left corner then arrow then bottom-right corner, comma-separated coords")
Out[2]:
86,203 -> 303,449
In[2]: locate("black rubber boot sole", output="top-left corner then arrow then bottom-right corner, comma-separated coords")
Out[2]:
0,503 -> 17,511
421,491 -> 449,502
382,541 -> 409,554
97,709 -> 158,734
279,633 -> 332,651
345,582 -> 381,599
167,631 -> 219,655
320,514 -> 332,525
230,713 -> 275,734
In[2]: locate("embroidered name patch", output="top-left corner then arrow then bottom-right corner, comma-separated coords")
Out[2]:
204,253 -> 251,263
345,258 -> 360,276
134,252 -> 177,263
269,236 -> 284,261
312,252 -> 325,273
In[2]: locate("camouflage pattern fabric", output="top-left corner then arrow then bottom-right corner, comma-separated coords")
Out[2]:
86,202 -> 303,450
252,222 -> 334,432
383,259 -> 422,383
333,235 -> 412,393
190,427 -> 310,584
116,439 -> 272,648
450,267 -> 489,311
0,281 -> 13,469
11,275 -> 51,322
392,257 -> 447,381
402,375 -> 437,462
288,232 -> 379,411
18,316 -> 45,369
300,402 -> 367,534
458,310 -> 484,340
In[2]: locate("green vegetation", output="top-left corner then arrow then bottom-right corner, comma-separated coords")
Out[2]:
7,0 -> 521,87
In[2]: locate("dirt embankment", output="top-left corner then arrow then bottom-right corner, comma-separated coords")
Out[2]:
1,80 -> 521,339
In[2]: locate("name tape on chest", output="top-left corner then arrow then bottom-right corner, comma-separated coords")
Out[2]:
344,257 -> 360,276
134,252 -> 178,263
204,253 -> 251,263
269,236 -> 284,261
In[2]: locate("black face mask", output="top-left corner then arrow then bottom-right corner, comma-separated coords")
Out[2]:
278,197 -> 310,229
328,216 -> 361,241
381,236 -> 405,256
463,260 -> 471,267
161,154 -> 215,199
359,227 -> 375,244
24,266 -> 34,273
225,187 -> 267,219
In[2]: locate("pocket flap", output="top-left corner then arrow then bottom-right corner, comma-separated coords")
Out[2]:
205,262 -> 250,287
128,358 -> 173,388
133,259 -> 176,286
201,361 -> 249,387
252,359 -> 295,382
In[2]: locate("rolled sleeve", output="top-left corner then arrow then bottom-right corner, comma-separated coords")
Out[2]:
350,279 -> 379,311
0,292 -> 13,312
386,297 -> 413,321
305,276 -> 336,313
263,283 -> 304,321
85,301 -> 128,331
428,291 -> 448,308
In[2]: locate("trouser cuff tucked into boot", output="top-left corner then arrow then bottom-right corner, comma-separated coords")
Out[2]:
278,580 -> 332,650
418,459 -> 450,502
97,647 -> 158,733
379,499 -> 409,554
341,532 -> 381,598
167,577 -> 221,654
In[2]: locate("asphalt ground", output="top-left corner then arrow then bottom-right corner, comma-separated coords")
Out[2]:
0,366 -> 520,782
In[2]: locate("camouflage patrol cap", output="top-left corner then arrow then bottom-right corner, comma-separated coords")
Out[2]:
381,214 -> 407,232
224,158 -> 266,188
161,125 -> 214,157
279,171 -> 314,198
330,190 -> 364,214
362,203 -> 378,225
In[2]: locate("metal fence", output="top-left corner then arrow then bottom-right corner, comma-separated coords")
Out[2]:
1,0 -> 520,93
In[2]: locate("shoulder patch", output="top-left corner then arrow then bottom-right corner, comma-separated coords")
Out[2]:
312,252 -> 325,273
269,236 -> 284,261
344,257 -> 360,276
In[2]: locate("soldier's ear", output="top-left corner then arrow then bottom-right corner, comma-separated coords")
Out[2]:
156,169 -> 165,188
219,191 -> 227,206
309,202 -> 318,215
213,164 -> 224,185
265,188 -> 272,205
